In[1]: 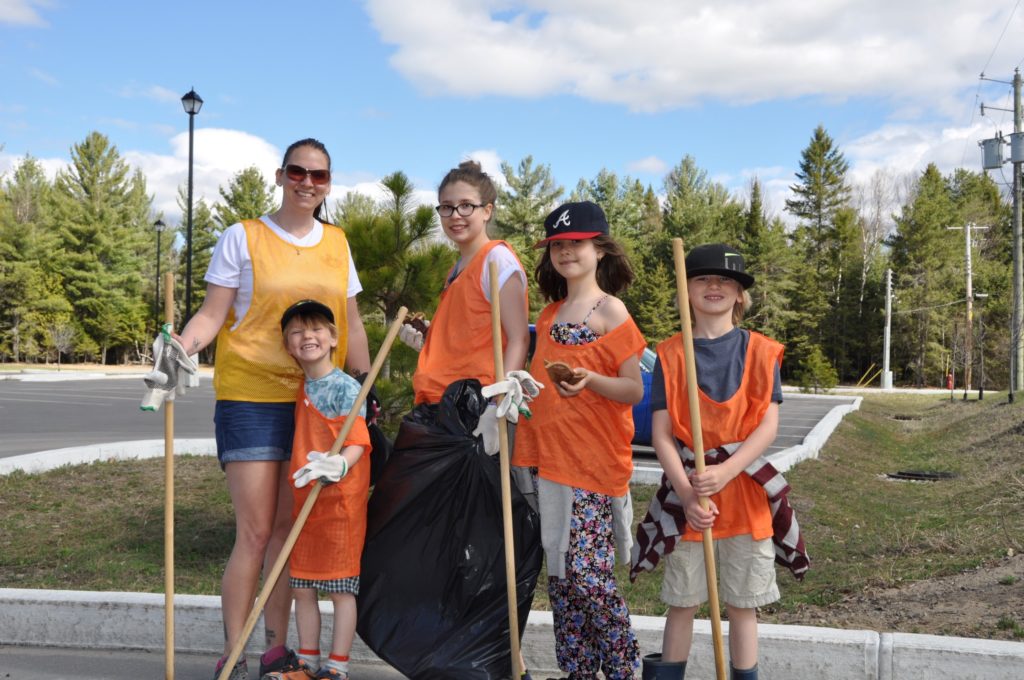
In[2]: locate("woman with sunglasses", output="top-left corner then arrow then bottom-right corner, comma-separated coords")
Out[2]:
175,138 -> 371,680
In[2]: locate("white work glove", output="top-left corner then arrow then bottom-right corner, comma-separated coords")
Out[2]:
480,370 -> 545,423
292,451 -> 349,488
472,403 -> 501,455
399,318 -> 430,352
140,325 -> 199,412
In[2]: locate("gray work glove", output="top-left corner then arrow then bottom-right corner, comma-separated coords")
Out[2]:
140,325 -> 199,412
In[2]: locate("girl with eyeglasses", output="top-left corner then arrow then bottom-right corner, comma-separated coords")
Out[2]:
174,138 -> 371,680
365,160 -> 539,679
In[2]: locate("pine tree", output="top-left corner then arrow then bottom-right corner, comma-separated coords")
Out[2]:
494,156 -> 563,313
213,166 -> 276,229
0,156 -> 70,362
662,155 -> 743,246
888,164 -> 961,386
174,187 -> 218,323
49,133 -> 151,363
784,125 -> 852,375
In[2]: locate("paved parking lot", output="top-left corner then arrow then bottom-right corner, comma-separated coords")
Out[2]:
0,377 -> 857,461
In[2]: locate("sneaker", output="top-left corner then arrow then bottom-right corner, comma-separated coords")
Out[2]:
213,657 -> 248,680
313,668 -> 348,680
260,648 -> 315,680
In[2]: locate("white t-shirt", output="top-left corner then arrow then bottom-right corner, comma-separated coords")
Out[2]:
466,243 -> 527,301
205,216 -> 363,328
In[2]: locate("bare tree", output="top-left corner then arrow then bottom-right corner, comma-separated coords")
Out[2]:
48,323 -> 75,370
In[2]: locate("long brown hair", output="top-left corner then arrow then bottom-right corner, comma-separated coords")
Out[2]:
535,235 -> 635,302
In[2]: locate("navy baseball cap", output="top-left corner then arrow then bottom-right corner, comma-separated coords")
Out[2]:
685,243 -> 755,289
280,299 -> 335,331
534,201 -> 610,248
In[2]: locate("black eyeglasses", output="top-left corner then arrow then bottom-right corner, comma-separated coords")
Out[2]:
435,202 -> 488,218
283,164 -> 331,186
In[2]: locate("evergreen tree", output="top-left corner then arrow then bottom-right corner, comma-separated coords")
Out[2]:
494,156 -> 563,313
740,180 -> 798,348
174,187 -> 218,323
662,155 -> 744,246
888,164 -> 961,386
0,157 -> 70,362
49,133 -> 151,363
345,171 -> 454,325
332,191 -> 377,225
213,166 -> 276,229
784,125 -> 852,376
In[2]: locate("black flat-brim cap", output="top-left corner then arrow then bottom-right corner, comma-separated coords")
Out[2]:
280,299 -> 335,331
684,243 -> 755,289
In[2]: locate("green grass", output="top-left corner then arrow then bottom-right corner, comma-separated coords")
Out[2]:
2,393 -> 1023,637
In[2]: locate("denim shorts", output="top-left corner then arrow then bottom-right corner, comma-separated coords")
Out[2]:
214,400 -> 295,469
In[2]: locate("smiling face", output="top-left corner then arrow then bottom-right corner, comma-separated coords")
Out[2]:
688,274 -> 744,318
276,144 -> 331,215
548,238 -> 602,282
283,315 -> 337,375
437,180 -> 493,253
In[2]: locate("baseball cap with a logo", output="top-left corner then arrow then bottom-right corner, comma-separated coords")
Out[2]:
534,201 -> 610,248
684,243 -> 755,289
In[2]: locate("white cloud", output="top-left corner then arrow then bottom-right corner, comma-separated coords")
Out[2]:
627,156 -> 668,175
0,0 -> 51,26
366,1 -> 1008,111
118,84 -> 182,103
125,128 -> 282,222
0,152 -> 67,181
29,67 -> 58,86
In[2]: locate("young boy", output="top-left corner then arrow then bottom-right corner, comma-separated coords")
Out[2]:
273,299 -> 372,680
630,244 -> 808,680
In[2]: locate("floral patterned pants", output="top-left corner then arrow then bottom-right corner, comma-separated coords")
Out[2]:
548,487 -> 639,679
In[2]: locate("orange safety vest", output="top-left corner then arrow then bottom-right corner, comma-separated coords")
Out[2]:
289,385 -> 371,580
658,330 -> 784,541
213,219 -> 350,402
513,302 -> 647,496
412,240 -> 527,404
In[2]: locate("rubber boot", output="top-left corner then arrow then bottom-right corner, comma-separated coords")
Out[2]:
731,664 -> 758,680
641,653 -> 686,679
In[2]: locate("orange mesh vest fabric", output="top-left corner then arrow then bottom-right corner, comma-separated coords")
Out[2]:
213,219 -> 350,402
658,330 -> 784,542
289,387 -> 371,580
512,303 -> 647,497
412,240 -> 527,404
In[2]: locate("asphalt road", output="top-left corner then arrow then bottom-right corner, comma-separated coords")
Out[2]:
0,377 -> 856,459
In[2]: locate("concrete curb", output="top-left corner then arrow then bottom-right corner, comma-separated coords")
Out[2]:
2,589 -> 1022,679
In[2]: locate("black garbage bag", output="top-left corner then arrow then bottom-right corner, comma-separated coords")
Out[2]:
357,379 -> 542,680
367,421 -> 392,486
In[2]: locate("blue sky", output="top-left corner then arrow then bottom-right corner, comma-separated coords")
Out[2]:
2,0 -> 1023,225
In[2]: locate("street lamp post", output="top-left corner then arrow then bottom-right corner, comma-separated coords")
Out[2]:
180,88 -> 203,324
154,219 -> 168,332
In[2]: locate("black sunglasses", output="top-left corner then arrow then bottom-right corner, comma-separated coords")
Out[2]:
283,163 -> 331,186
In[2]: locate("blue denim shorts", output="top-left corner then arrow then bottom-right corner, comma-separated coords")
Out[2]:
214,400 -> 295,469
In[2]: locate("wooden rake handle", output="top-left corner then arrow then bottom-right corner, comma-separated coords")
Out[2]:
489,261 -> 522,679
217,307 -> 409,680
672,238 -> 727,680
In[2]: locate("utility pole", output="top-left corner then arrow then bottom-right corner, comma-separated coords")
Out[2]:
1013,69 -> 1023,401
978,68 -> 1024,401
882,268 -> 893,390
947,223 -> 987,396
